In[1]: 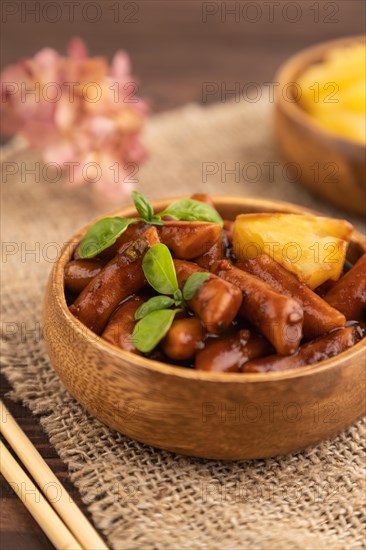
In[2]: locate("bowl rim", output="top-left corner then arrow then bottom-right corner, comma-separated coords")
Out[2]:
52,195 -> 366,384
274,34 -> 366,149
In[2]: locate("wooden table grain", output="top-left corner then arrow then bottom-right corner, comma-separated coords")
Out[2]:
1,1 -> 364,547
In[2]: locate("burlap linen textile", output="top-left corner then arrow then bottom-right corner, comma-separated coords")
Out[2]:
1,99 -> 365,550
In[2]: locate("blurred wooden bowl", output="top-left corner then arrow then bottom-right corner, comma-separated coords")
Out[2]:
274,36 -> 366,215
43,197 -> 366,460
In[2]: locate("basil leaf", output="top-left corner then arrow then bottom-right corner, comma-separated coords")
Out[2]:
79,217 -> 137,259
132,309 -> 178,353
183,272 -> 210,301
173,289 -> 183,303
135,296 -> 175,320
142,243 -> 179,295
149,215 -> 164,226
160,199 -> 223,227
132,191 -> 154,221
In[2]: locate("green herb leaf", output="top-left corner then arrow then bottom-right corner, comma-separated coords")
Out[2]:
135,296 -> 175,320
132,309 -> 179,353
173,289 -> 183,304
79,217 -> 137,259
149,215 -> 164,226
183,272 -> 210,300
160,199 -> 223,227
142,243 -> 179,295
132,191 -> 154,221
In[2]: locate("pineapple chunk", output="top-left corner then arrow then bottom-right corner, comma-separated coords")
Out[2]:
233,214 -> 353,289
298,42 -> 366,144
310,108 -> 366,144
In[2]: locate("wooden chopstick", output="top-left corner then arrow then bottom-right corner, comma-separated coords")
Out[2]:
1,441 -> 82,550
0,400 -> 108,550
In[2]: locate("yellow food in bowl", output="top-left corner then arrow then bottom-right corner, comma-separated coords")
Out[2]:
233,213 -> 353,289
298,42 -> 366,144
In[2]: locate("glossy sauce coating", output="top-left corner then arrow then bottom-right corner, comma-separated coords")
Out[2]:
174,260 -> 242,334
324,253 -> 366,320
194,238 -> 224,270
239,255 -> 346,339
158,221 -> 221,259
214,260 -> 304,355
195,330 -> 272,373
70,238 -> 149,334
64,259 -> 104,294
161,317 -> 205,361
102,295 -> 146,353
67,194 -> 365,373
243,325 -> 363,373
223,220 -> 234,243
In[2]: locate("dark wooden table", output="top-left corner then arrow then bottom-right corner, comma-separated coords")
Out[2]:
1,1 -> 364,547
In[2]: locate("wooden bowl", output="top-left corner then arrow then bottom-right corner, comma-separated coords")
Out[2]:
274,36 -> 366,215
43,197 -> 366,460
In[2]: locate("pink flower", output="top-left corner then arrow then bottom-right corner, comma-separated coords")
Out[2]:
0,38 -> 148,199
1,48 -> 61,141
